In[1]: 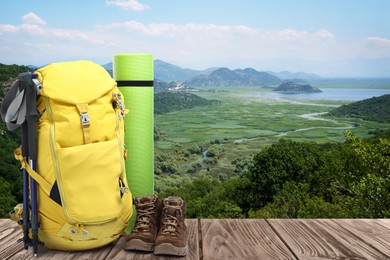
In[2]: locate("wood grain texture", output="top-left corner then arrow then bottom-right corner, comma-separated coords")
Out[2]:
2,218 -> 390,259
0,219 -> 24,260
8,240 -> 114,260
268,218 -> 390,260
331,219 -> 390,257
201,219 -> 296,260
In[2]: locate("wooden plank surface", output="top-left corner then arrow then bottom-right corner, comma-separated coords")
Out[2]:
332,219 -> 390,256
268,218 -> 390,260
10,243 -> 114,260
0,219 -> 24,260
2,218 -> 390,260
201,219 -> 296,260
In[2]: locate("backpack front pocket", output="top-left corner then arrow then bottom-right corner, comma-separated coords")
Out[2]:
56,140 -> 124,223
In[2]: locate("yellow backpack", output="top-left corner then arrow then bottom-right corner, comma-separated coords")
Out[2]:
11,61 -> 133,251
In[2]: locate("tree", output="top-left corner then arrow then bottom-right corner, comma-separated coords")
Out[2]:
0,177 -> 17,217
342,131 -> 390,217
246,139 -> 326,209
158,177 -> 244,218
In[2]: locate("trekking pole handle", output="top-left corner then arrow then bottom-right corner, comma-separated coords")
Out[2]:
31,73 -> 43,92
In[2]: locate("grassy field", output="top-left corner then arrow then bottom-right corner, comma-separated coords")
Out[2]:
154,86 -> 390,182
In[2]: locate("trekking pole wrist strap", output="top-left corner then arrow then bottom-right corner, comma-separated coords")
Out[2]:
14,148 -> 51,196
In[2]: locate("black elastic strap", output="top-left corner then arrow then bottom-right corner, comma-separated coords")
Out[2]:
116,80 -> 154,87
50,181 -> 62,206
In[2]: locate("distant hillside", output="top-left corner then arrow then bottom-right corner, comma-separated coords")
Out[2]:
0,63 -> 34,101
185,67 -> 281,87
0,63 -> 33,82
273,81 -> 322,93
269,70 -> 321,80
154,79 -> 171,92
102,59 -> 218,82
154,92 -> 220,115
154,80 -> 196,92
154,60 -> 200,82
327,94 -> 390,123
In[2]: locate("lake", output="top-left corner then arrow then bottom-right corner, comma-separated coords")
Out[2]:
256,88 -> 390,101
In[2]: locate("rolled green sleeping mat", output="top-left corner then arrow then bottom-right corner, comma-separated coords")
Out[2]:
113,53 -> 154,233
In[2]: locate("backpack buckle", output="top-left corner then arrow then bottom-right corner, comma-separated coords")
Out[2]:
80,112 -> 90,128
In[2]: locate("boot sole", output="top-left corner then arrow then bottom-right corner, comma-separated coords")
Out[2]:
124,239 -> 154,252
154,242 -> 188,256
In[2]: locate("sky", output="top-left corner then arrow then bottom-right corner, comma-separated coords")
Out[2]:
1,0 -> 390,77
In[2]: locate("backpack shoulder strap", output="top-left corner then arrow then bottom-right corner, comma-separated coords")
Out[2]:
14,147 -> 51,196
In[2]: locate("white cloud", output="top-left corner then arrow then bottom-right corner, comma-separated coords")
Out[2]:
21,12 -> 47,25
348,36 -> 390,60
278,29 -> 309,41
366,36 -> 390,46
315,29 -> 335,41
0,24 -> 18,33
105,0 -> 149,11
93,21 -> 345,68
20,24 -> 46,34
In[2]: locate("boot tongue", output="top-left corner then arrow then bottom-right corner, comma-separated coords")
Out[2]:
166,196 -> 183,206
164,196 -> 183,216
136,195 -> 156,204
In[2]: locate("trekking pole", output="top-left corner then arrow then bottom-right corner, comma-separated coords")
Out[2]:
21,122 -> 30,250
22,72 -> 40,256
1,72 -> 41,254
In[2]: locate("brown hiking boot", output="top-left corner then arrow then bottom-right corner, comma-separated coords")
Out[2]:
154,196 -> 188,256
124,195 -> 161,252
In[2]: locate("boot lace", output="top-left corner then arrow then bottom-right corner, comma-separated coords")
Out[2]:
161,205 -> 182,236
133,201 -> 156,232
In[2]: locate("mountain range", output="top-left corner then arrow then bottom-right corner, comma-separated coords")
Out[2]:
102,59 -> 320,86
184,67 -> 281,87
102,59 -> 218,82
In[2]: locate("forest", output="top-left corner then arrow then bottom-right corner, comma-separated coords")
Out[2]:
159,130 -> 390,218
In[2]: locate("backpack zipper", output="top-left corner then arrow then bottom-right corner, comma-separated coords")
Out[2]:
46,97 -> 75,223
114,91 -> 130,215
114,92 -> 126,181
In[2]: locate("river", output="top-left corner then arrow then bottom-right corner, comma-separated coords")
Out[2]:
275,112 -> 356,136
180,151 -> 208,167
235,112 -> 356,141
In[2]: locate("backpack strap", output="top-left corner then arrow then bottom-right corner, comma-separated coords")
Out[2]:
1,72 -> 41,132
14,148 -> 51,196
1,78 -> 28,131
